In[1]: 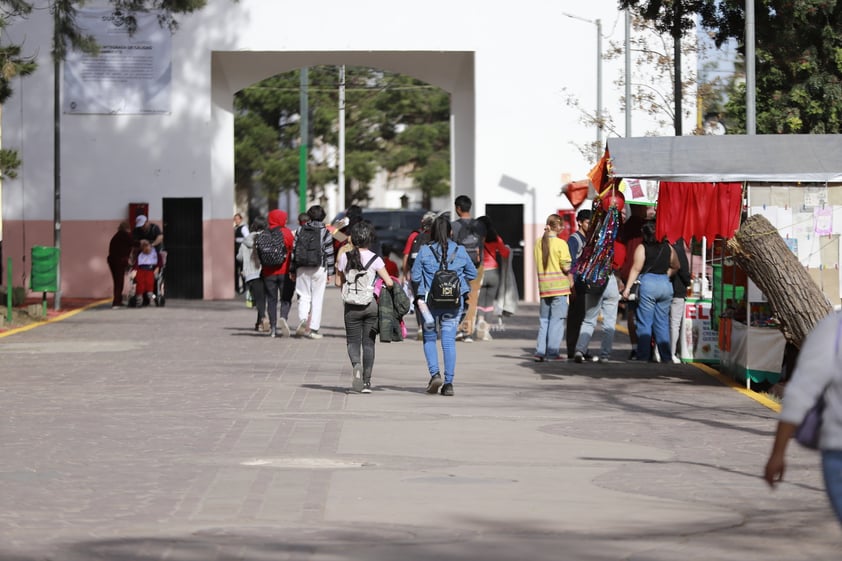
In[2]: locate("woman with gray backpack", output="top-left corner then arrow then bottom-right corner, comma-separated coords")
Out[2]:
336,221 -> 394,394
411,215 -> 477,396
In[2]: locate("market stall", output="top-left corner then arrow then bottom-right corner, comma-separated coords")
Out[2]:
605,134 -> 842,387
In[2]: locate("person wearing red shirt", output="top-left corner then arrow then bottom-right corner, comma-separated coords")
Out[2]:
475,216 -> 510,341
261,209 -> 295,338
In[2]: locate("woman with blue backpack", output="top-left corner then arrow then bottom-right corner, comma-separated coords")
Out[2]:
411,215 -> 477,396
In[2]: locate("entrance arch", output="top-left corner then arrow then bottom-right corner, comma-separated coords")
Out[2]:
211,51 -> 475,214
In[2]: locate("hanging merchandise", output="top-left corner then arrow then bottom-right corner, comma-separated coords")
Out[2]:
576,181 -> 623,293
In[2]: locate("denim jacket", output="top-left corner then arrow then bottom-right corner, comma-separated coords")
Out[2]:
411,240 -> 477,300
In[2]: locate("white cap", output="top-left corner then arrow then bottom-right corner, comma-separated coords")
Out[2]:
135,215 -> 148,227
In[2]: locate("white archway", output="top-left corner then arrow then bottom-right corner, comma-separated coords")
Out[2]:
211,51 -> 475,218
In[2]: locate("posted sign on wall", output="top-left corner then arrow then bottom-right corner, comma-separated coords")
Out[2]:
63,9 -> 171,115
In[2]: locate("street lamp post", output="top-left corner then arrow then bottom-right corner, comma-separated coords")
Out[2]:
562,12 -> 603,158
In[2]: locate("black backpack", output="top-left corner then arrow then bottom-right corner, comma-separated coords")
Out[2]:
454,219 -> 482,266
294,223 -> 323,267
427,246 -> 461,309
255,227 -> 287,267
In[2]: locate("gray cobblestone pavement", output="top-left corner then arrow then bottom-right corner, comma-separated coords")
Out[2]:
1,288 -> 840,560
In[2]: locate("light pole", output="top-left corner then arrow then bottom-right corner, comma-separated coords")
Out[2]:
745,0 -> 756,134
563,12 -> 603,158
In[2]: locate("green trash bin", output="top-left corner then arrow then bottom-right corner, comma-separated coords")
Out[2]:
31,246 -> 60,292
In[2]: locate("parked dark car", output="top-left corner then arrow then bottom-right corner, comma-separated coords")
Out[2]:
363,208 -> 428,258
330,208 -> 431,259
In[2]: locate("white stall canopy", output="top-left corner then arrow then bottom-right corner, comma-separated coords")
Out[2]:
607,134 -> 842,183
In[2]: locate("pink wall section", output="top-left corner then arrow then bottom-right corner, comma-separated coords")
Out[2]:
2,219 -> 234,300
205,218 -> 233,300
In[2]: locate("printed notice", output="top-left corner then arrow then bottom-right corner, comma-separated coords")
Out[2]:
64,9 -> 171,114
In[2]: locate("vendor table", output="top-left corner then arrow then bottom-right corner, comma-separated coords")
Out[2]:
718,318 -> 785,389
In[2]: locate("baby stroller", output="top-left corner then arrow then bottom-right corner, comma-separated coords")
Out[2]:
127,249 -> 167,307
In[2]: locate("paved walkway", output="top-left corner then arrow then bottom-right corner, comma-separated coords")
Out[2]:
1,290 -> 839,560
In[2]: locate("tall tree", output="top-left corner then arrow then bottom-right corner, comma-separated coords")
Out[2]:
619,0 -> 714,135
715,0 -> 842,133
373,73 -> 450,209
234,66 -> 450,213
619,0 -> 842,134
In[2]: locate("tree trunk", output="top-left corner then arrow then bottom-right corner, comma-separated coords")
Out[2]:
726,214 -> 833,348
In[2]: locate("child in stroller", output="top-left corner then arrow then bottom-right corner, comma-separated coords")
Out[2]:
128,239 -> 165,307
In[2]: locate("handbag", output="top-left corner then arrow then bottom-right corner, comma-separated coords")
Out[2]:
794,314 -> 842,449
625,244 -> 665,301
627,280 -> 641,301
795,396 -> 825,450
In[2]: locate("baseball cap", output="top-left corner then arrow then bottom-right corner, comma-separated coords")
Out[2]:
135,215 -> 148,227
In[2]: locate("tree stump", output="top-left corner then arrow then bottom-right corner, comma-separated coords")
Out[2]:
726,214 -> 833,348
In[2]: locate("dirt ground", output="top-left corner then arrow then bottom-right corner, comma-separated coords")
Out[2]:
0,298 -> 102,333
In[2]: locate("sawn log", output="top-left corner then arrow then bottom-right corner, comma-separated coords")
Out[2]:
726,214 -> 833,348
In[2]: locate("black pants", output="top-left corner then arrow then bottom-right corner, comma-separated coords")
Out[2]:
263,274 -> 285,330
247,277 -> 266,325
234,246 -> 244,293
107,257 -> 126,307
280,272 -> 295,320
343,300 -> 379,383
566,281 -> 587,358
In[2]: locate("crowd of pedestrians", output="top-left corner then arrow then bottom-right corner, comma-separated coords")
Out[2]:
224,191 -> 701,399
227,197 -> 488,396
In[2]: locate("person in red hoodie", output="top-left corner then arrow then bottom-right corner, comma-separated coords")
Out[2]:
262,209 -> 296,338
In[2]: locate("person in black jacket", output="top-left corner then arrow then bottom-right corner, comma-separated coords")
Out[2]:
669,238 -> 692,363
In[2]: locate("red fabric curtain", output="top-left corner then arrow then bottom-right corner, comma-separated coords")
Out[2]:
656,182 -> 743,245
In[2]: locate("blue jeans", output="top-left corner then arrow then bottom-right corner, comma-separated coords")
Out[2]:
535,295 -> 568,359
422,305 -> 461,384
822,449 -> 842,525
576,275 -> 619,359
635,273 -> 673,361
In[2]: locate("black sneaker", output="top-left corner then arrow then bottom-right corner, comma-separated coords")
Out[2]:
440,383 -> 454,396
361,382 -> 372,394
426,373 -> 443,394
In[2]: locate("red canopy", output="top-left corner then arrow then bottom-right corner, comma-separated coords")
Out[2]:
656,181 -> 743,245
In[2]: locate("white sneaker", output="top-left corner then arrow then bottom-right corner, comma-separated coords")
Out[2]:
306,330 -> 323,340
295,319 -> 308,337
351,365 -> 364,392
476,320 -> 489,341
672,355 -> 681,364
278,318 -> 290,337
